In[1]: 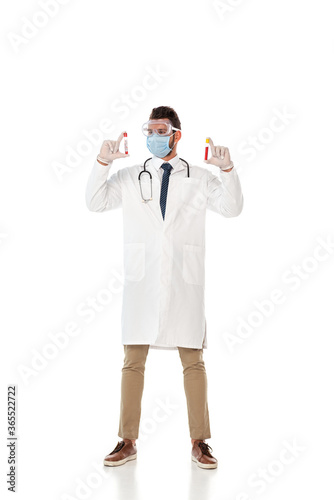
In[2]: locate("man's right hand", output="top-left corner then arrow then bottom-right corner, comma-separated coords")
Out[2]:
97,131 -> 129,164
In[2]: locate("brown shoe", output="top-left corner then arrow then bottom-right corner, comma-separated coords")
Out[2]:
103,439 -> 137,467
191,440 -> 218,469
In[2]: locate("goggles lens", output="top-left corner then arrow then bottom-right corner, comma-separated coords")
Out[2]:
142,120 -> 176,137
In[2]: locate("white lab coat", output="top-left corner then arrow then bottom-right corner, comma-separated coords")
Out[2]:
85,154 -> 243,350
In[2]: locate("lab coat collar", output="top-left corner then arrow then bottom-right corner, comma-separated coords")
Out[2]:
151,154 -> 185,174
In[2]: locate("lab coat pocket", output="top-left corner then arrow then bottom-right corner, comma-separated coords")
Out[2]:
182,244 -> 205,286
124,242 -> 145,281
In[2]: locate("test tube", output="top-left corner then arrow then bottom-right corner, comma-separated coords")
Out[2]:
124,132 -> 129,155
204,137 -> 209,160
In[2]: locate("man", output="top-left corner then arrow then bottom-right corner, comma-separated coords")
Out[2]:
85,106 -> 243,469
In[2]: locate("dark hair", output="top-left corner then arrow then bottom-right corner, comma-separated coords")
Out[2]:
149,106 -> 181,130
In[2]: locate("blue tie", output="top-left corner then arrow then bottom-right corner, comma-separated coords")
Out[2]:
160,162 -> 172,220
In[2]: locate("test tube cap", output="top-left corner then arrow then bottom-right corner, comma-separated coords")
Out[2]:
206,137 -> 210,143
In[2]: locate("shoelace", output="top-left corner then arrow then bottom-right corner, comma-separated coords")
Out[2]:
109,441 -> 125,455
198,441 -> 214,458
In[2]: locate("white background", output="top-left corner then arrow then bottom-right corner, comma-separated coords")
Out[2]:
1,0 -> 334,498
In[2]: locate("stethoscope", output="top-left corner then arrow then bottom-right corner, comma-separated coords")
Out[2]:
138,157 -> 190,203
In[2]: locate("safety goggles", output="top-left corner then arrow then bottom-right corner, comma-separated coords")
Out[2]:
142,120 -> 181,137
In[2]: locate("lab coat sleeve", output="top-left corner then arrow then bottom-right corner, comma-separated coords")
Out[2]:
206,166 -> 244,217
85,159 -> 122,212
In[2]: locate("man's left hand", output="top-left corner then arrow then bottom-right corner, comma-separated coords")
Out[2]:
204,138 -> 233,171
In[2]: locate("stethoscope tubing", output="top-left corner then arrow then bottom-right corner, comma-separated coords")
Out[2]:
138,157 -> 190,203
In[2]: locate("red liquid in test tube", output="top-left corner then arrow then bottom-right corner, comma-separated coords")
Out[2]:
204,138 -> 209,160
124,132 -> 128,154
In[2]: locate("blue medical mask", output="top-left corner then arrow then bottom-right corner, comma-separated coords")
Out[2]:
146,133 -> 175,158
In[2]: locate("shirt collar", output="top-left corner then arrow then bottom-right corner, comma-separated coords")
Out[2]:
151,154 -> 183,173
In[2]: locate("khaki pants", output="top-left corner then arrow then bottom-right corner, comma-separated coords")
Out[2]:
118,344 -> 211,440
